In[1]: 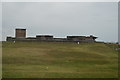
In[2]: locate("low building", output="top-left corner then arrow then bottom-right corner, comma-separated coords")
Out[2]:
36,35 -> 53,41
67,35 -> 97,42
6,28 -> 97,42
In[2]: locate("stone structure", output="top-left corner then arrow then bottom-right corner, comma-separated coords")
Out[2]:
16,28 -> 26,38
6,28 -> 97,42
36,35 -> 53,41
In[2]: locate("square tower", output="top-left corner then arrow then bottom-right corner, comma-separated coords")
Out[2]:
15,28 -> 26,38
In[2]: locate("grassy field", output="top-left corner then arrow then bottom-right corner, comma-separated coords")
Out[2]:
2,42 -> 119,78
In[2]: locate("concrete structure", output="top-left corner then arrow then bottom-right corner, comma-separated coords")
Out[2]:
6,28 -> 97,42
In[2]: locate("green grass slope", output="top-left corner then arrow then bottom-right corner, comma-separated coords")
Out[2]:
2,42 -> 118,78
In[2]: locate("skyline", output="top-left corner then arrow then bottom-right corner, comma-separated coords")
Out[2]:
2,2 -> 118,42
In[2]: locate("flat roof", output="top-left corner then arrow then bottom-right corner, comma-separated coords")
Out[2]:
16,28 -> 26,30
36,35 -> 53,36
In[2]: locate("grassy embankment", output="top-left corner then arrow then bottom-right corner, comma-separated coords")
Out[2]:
2,42 -> 119,78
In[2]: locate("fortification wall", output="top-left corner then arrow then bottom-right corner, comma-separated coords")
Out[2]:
6,29 -> 97,42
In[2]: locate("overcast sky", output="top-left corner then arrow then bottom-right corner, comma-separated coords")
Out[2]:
2,2 -> 118,42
